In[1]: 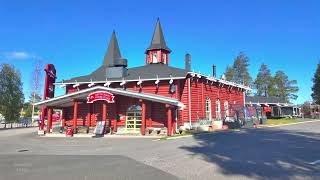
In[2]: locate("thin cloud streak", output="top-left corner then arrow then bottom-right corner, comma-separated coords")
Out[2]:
1,51 -> 35,60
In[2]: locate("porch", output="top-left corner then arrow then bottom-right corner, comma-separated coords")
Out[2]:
35,86 -> 184,136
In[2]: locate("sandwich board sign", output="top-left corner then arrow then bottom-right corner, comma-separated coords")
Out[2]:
94,121 -> 105,136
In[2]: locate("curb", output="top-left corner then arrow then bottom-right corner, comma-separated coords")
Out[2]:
41,134 -> 160,139
159,130 -> 231,140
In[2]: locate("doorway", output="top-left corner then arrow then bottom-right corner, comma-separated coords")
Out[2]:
125,105 -> 142,133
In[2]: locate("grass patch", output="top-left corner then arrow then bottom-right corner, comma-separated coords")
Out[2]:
266,118 -> 316,126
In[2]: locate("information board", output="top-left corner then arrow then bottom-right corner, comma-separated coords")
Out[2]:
94,121 -> 106,135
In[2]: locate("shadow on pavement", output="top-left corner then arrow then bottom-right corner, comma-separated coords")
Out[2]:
0,155 -> 178,180
180,128 -> 320,180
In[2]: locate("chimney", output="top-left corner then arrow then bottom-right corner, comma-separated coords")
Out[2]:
212,64 -> 216,77
185,53 -> 191,71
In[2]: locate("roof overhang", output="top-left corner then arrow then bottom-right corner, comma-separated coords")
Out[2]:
55,76 -> 186,86
55,71 -> 250,91
35,86 -> 185,109
245,102 -> 295,107
186,72 -> 251,91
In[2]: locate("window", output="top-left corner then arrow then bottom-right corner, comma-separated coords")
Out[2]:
205,97 -> 212,120
216,99 -> 221,120
224,100 -> 229,117
152,52 -> 158,63
162,53 -> 166,62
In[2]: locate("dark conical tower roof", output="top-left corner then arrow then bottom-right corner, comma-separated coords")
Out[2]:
103,31 -> 123,67
146,18 -> 171,52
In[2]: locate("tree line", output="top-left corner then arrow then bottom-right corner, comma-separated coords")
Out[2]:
224,52 -> 299,103
0,61 -> 42,128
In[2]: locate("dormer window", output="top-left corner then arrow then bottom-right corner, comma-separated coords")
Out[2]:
152,52 -> 158,63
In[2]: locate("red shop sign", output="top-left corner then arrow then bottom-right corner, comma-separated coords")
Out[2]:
87,91 -> 115,103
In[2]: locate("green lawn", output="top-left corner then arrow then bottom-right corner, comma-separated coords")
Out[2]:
265,118 -> 316,125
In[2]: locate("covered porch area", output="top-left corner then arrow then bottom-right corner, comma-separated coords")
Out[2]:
35,86 -> 184,136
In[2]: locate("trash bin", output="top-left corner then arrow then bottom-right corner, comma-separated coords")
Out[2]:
66,127 -> 73,137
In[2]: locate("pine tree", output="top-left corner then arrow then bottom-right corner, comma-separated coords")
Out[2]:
0,64 -> 24,127
272,70 -> 298,102
311,63 -> 320,104
224,52 -> 252,86
225,66 -> 235,82
254,63 -> 274,96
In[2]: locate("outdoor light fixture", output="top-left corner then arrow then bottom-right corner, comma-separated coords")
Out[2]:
155,75 -> 160,85
104,81 -> 111,87
137,76 -> 142,86
88,79 -> 95,87
59,84 -> 66,88
73,80 -> 80,88
169,75 -> 173,84
120,78 -> 126,86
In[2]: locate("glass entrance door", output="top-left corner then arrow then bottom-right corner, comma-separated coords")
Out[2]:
126,112 -> 142,132
125,105 -> 142,133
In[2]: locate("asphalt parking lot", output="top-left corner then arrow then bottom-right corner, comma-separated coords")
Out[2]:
0,121 -> 320,180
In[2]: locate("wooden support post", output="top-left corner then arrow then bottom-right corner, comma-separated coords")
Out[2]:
40,107 -> 46,130
167,105 -> 172,136
148,102 -> 152,127
61,108 -> 65,128
172,108 -> 177,134
86,103 -> 91,132
113,98 -> 118,133
47,107 -> 52,133
102,102 -> 107,121
141,100 -> 146,135
73,101 -> 78,134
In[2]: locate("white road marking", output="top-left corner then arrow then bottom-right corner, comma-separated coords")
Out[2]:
309,160 -> 320,165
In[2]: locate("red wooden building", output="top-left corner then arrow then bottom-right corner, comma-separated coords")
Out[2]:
36,19 -> 249,136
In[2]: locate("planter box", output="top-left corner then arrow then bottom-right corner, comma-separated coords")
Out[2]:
213,120 -> 223,129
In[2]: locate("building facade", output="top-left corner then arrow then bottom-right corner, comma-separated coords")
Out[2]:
36,19 -> 249,136
245,96 -> 301,118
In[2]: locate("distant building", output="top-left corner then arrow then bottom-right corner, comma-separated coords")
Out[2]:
245,96 -> 300,118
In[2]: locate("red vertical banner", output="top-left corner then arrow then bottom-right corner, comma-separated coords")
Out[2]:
40,64 -> 56,131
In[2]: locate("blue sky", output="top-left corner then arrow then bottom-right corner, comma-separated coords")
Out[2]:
0,0 -> 319,104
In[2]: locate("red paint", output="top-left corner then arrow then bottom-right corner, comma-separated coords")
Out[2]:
40,107 -> 46,130
47,108 -> 52,133
87,103 -> 91,128
148,102 -> 152,127
102,102 -> 107,121
172,108 -> 176,134
141,101 -> 146,135
145,50 -> 170,65
63,76 -> 244,135
167,106 -> 172,136
73,101 -> 78,134
40,64 -> 56,130
87,91 -> 115,104
113,98 -> 118,132
66,127 -> 73,137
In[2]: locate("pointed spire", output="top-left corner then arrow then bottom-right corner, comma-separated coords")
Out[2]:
103,31 -> 122,66
146,18 -> 171,52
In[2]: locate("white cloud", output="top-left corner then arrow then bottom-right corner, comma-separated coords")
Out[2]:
2,51 -> 34,60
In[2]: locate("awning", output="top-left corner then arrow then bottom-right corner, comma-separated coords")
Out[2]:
35,86 -> 185,109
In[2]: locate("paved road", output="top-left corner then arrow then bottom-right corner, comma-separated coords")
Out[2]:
0,121 -> 320,180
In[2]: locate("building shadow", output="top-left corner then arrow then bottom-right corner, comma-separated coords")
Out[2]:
180,128 -> 320,180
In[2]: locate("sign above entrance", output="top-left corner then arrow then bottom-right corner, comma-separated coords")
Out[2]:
87,91 -> 115,103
